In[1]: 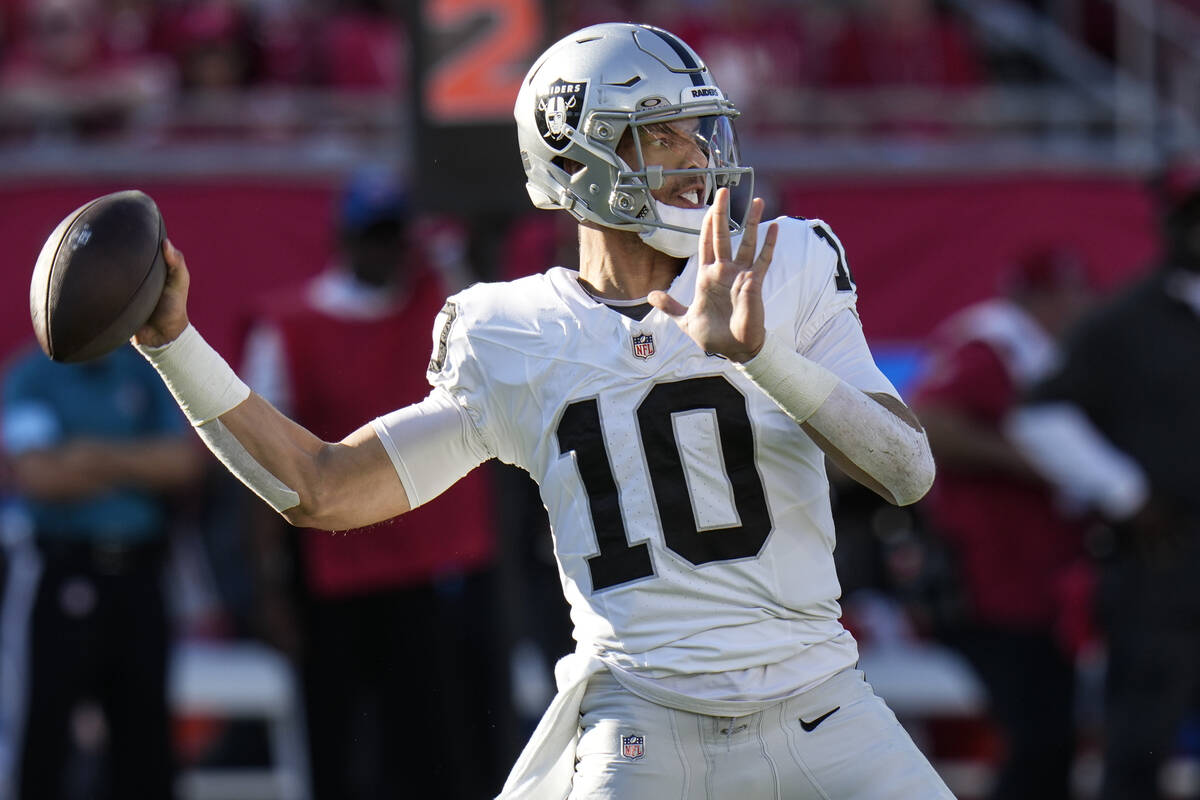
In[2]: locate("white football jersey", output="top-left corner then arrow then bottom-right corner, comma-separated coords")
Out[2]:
426,217 -> 895,691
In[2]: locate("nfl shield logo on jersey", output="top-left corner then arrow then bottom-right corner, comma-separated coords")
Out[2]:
621,733 -> 645,760
631,332 -> 655,360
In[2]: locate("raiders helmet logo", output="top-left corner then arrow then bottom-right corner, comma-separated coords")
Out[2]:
536,79 -> 587,151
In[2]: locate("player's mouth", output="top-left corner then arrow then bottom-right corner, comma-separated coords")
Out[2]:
667,183 -> 706,209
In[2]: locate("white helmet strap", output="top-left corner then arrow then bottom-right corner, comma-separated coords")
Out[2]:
636,170 -> 720,259
639,203 -> 707,258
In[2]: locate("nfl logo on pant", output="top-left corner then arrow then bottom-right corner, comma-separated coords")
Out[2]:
621,733 -> 645,760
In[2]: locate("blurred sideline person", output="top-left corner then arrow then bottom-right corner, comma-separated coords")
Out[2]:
912,248 -> 1094,800
1009,174 -> 1200,800
0,346 -> 202,800
130,23 -> 953,798
238,169 -> 502,799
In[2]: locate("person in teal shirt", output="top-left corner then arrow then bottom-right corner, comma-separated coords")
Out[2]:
0,344 -> 202,800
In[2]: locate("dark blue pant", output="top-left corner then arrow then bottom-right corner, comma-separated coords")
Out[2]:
17,539 -> 173,800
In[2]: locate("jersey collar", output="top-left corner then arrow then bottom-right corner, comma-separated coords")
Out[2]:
549,258 -> 700,317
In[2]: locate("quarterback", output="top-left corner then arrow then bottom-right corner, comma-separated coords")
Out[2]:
133,23 -> 953,800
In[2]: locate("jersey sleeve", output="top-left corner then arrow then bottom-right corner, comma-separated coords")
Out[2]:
425,299 -> 493,456
786,218 -> 860,351
371,386 -> 490,508
803,308 -> 901,399
424,295 -> 526,467
761,218 -> 890,395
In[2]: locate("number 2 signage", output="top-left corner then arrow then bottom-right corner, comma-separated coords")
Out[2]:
424,0 -> 546,124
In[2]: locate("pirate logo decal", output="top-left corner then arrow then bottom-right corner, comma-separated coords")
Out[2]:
536,79 -> 587,151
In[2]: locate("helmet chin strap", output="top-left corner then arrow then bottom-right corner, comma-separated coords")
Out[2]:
639,202 -> 707,258
638,171 -> 724,259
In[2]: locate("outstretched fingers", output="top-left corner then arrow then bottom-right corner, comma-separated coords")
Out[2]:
731,224 -> 774,307
647,289 -> 688,319
753,220 -> 780,279
710,187 -> 732,262
734,197 -> 765,267
700,195 -> 717,266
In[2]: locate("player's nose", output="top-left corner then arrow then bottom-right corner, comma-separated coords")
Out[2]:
682,142 -> 706,169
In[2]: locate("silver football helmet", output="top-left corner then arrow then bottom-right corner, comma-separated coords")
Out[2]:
514,23 -> 753,258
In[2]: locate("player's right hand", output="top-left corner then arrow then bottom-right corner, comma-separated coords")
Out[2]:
133,239 -> 192,348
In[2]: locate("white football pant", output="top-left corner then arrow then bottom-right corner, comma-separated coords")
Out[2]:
570,668 -> 956,799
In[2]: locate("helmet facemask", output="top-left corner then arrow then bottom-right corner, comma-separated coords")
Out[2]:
610,109 -> 752,258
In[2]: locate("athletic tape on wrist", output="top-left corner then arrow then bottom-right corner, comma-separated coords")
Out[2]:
138,326 -> 299,512
136,324 -> 251,426
735,332 -> 841,424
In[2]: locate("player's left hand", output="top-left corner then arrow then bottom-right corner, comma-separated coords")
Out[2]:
648,187 -> 778,362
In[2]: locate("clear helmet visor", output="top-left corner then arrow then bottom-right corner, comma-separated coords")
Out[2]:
697,114 -> 742,181
619,114 -> 746,195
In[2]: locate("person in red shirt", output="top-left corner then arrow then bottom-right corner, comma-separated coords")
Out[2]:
912,248 -> 1095,800
240,169 -> 502,799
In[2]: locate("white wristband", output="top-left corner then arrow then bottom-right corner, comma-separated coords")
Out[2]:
735,331 -> 841,424
136,324 -> 250,426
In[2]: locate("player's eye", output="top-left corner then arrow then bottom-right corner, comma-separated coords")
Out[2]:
639,130 -> 670,148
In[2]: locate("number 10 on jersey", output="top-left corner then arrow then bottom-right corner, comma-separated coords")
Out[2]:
556,375 -> 773,592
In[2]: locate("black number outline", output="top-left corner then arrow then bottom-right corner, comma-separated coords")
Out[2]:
637,376 -> 773,567
809,221 -> 855,293
556,396 -> 655,592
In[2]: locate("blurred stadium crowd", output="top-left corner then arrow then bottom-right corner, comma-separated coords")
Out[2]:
0,0 -> 1193,146
1,1 -> 1200,799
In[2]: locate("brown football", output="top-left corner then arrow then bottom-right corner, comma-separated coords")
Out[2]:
29,190 -> 167,363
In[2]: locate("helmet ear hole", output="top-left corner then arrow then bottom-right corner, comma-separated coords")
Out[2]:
554,156 -> 585,175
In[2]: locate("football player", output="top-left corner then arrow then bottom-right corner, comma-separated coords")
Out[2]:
133,23 -> 952,799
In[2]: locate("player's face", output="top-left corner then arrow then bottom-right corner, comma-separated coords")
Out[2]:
617,119 -> 709,210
